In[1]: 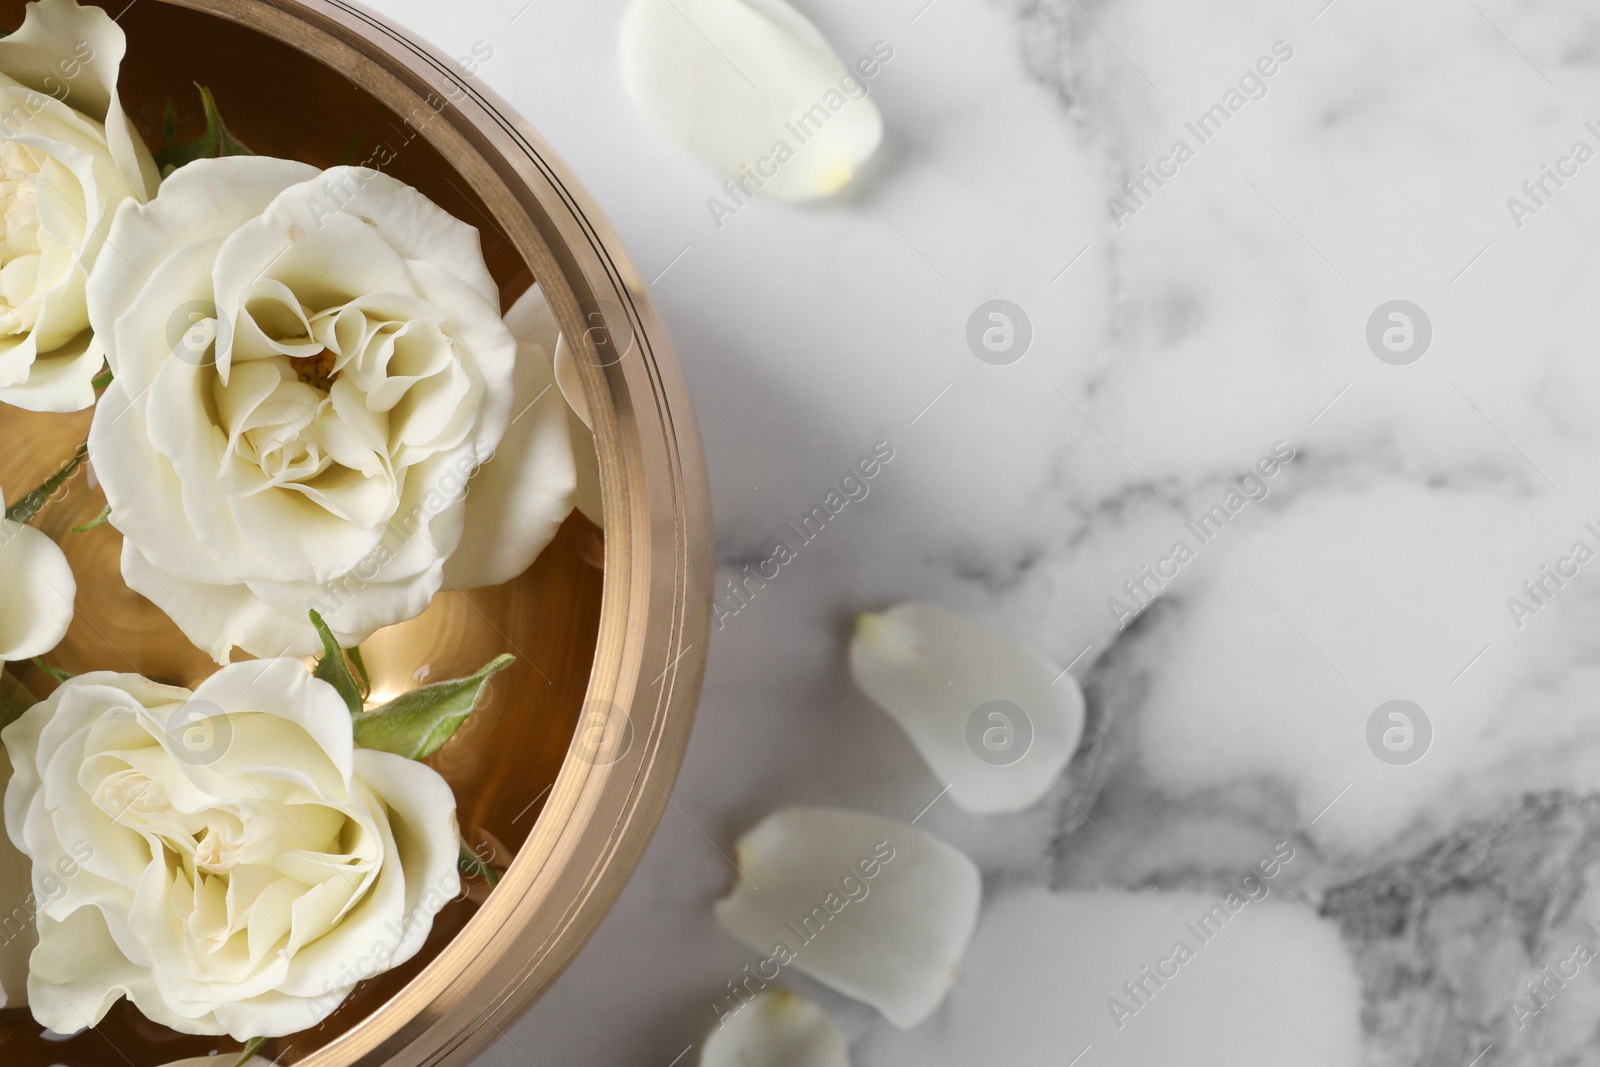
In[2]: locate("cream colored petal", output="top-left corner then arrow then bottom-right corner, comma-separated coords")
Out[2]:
552,333 -> 603,527
713,806 -> 980,1030
508,285 -> 600,527
0,329 -> 98,413
0,505 -> 75,662
271,749 -> 459,992
553,333 -> 590,430
0,0 -> 157,197
87,156 -> 318,389
118,538 -> 312,663
188,660 -> 355,785
565,403 -> 603,528
619,0 -> 884,202
850,603 -> 1086,815
702,989 -> 849,1067
281,166 -> 501,309
443,284 -> 577,588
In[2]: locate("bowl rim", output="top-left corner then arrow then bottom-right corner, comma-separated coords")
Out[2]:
133,1 -> 713,1063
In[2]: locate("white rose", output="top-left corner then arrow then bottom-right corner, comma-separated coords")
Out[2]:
1,658 -> 462,1038
0,0 -> 158,413
86,157 -> 576,662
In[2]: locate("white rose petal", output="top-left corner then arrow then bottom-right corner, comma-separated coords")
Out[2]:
702,988 -> 849,1067
85,159 -> 577,661
0,658 -> 461,1038
713,806 -> 981,1030
491,284 -> 601,530
0,488 -> 75,662
553,333 -> 590,431
444,283 -> 582,585
619,0 -> 885,202
0,0 -> 158,412
850,603 -> 1086,814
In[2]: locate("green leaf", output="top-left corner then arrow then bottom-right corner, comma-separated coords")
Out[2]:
458,836 -> 499,889
5,442 -> 87,524
309,610 -> 362,716
352,654 -> 514,761
72,504 -> 111,534
90,367 -> 112,390
0,672 -> 35,730
162,99 -> 176,141
30,658 -> 74,684
232,1036 -> 266,1067
155,84 -> 255,172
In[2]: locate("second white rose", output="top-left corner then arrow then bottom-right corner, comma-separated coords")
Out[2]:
86,158 -> 577,661
1,659 -> 462,1038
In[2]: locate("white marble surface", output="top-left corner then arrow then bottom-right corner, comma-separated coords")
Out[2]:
359,0 -> 1600,1063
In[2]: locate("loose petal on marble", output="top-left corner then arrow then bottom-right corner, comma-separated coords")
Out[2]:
619,0 -> 884,202
0,489 -> 76,663
702,988 -> 849,1067
713,806 -> 980,1029
850,603 -> 1085,814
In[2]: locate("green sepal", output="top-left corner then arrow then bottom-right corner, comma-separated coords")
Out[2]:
155,84 -> 254,172
352,654 -> 514,761
346,644 -> 371,701
458,837 -> 499,889
90,367 -> 112,390
309,610 -> 362,716
232,1036 -> 266,1067
5,442 -> 87,524
72,504 -> 111,533
30,658 -> 73,684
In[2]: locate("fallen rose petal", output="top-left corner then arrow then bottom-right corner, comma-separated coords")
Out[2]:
850,602 -> 1085,814
619,0 -> 885,202
702,988 -> 849,1067
713,806 -> 980,1029
0,487 -> 75,663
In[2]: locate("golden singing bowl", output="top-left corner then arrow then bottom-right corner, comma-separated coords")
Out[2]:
0,1 -> 712,1063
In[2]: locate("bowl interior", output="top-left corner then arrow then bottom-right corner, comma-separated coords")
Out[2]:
0,3 -> 602,1063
